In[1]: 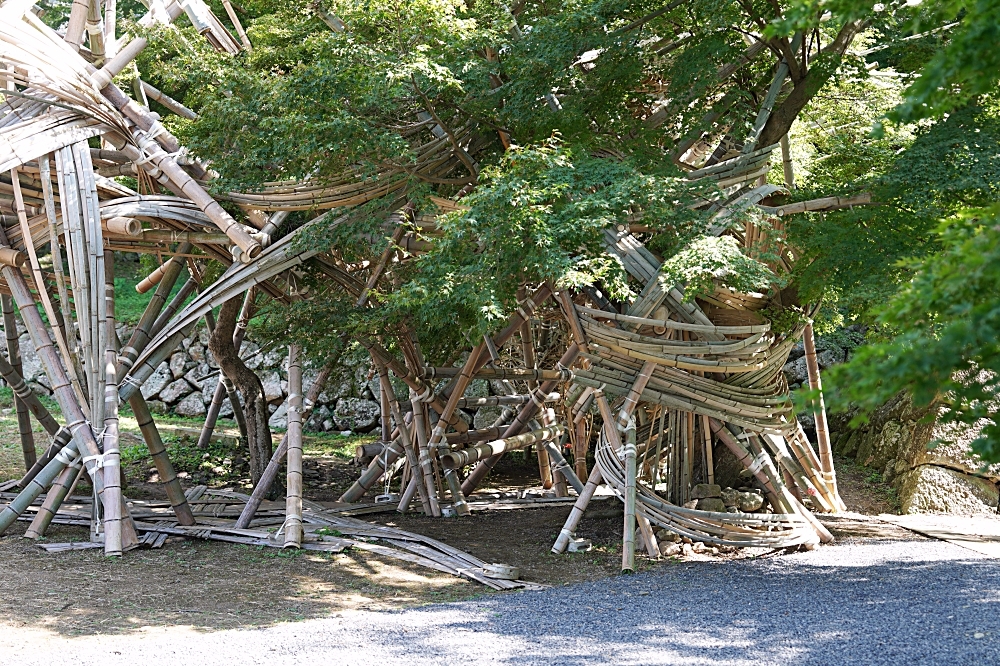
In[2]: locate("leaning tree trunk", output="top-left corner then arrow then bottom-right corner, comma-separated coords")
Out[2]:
208,297 -> 272,487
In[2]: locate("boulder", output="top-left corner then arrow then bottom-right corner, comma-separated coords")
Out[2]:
333,398 -> 381,432
184,363 -> 210,390
898,466 -> 999,515
696,497 -> 727,512
691,483 -> 722,499
140,362 -> 172,400
269,402 -> 288,429
218,397 -> 234,418
17,340 -> 42,383
188,343 -> 206,363
782,357 -> 809,386
260,371 -> 284,403
474,406 -> 503,430
464,379 -> 489,399
169,352 -> 186,379
736,490 -> 764,512
146,400 -> 168,415
175,393 -> 207,417
159,378 -> 193,403
720,487 -> 740,508
659,542 -> 682,557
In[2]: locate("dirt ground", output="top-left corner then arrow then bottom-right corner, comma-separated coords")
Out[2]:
0,405 -> 914,637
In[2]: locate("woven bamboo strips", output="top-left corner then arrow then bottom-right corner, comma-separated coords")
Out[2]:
283,344 -> 304,547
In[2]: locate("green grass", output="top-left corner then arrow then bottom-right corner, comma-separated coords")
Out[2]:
114,274 -> 198,326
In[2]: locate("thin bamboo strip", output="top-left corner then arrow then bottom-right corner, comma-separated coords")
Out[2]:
283,343 -> 303,548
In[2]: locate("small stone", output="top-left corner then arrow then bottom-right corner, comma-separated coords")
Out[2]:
474,406 -> 503,429
655,528 -> 681,543
691,483 -> 722,499
169,352 -> 186,379
696,497 -> 728,512
175,393 -> 207,417
691,541 -> 706,553
659,542 -> 681,557
682,500 -> 698,509
721,487 -> 740,507
681,543 -> 694,556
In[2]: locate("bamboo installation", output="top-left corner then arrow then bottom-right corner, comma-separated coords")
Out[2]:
0,2 -> 845,587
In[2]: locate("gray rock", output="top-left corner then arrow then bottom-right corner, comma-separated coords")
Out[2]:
782,357 -> 809,385
797,411 -> 816,431
175,393 -> 207,417
464,379 -> 489,399
720,487 -> 740,508
260,371 -> 283,403
188,343 -> 206,363
320,366 -> 354,403
218,397 -> 234,418
736,490 -> 764,512
159,378 -> 193,403
269,402 -> 288,429
489,379 -> 511,396
474,406 -> 503,430
17,341 -> 42,382
817,348 -> 845,369
691,483 -> 722,499
184,363 -> 210,390
146,400 -> 168,415
659,542 -> 682,557
197,325 -> 210,346
787,341 -> 805,362
333,397 -> 381,433
169,352 -> 186,379
696,497 -> 727,513
141,362 -> 172,400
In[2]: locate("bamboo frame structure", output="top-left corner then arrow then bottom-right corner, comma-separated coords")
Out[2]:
0,4 -> 845,585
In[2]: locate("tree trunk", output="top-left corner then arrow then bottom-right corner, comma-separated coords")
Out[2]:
208,296 -> 272,487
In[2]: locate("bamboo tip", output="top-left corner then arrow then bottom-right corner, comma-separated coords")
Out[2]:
105,216 -> 142,237
0,248 -> 26,268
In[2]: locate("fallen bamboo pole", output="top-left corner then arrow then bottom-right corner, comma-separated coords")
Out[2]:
440,426 -> 567,470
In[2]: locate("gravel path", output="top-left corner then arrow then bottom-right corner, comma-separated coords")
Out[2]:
1,538 -> 997,665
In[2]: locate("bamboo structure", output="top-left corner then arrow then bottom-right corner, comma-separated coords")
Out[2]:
0,3 -> 845,583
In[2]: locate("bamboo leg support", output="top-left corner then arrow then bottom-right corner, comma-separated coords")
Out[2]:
622,420 -> 638,573
283,344 -> 304,548
0,443 -> 80,535
552,465 -> 603,554
2,295 -> 34,469
129,394 -> 196,525
803,322 -> 843,511
24,459 -> 84,539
